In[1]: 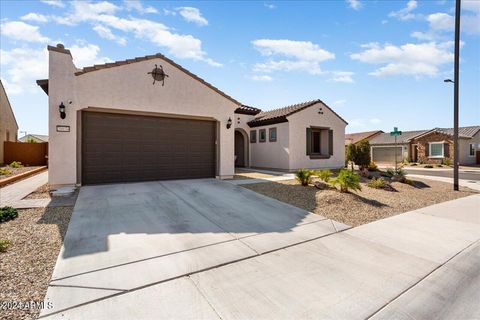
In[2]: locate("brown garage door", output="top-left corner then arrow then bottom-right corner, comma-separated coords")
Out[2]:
82,112 -> 216,185
371,146 -> 403,164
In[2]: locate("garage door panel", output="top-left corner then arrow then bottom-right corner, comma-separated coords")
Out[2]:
372,147 -> 402,164
82,112 -> 216,185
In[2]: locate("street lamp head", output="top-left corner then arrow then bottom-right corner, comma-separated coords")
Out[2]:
444,79 -> 454,83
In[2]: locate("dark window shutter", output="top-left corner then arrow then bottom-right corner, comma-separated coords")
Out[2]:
329,130 -> 334,156
425,143 -> 429,157
444,143 -> 450,157
306,128 -> 312,155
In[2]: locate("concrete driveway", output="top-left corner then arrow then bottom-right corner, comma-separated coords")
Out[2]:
41,180 -> 480,319
41,178 -> 345,317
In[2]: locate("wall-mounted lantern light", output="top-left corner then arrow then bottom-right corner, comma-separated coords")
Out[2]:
59,102 -> 66,119
226,117 -> 232,129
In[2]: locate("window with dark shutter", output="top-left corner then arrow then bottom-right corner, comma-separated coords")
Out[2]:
306,127 -> 331,159
306,128 -> 312,155
250,130 -> 256,143
329,130 -> 333,155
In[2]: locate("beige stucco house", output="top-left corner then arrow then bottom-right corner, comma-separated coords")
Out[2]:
0,80 -> 19,164
38,44 -> 347,187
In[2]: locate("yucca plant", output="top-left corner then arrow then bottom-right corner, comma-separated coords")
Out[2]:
330,169 -> 361,193
295,168 -> 314,186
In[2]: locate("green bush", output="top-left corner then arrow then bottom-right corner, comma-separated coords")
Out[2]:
0,240 -> 10,253
0,206 -> 18,223
295,168 -> 314,186
8,161 -> 23,168
0,168 -> 11,176
316,169 -> 332,183
345,144 -> 357,171
443,158 -> 452,166
385,168 -> 395,177
367,161 -> 378,171
367,177 -> 386,189
330,169 -> 362,193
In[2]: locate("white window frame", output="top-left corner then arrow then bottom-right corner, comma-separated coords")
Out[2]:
469,143 -> 475,157
429,142 -> 444,158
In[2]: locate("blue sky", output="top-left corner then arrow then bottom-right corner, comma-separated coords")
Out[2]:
1,0 -> 479,135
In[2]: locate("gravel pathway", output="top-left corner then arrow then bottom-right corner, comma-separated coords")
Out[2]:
242,178 -> 477,227
23,184 -> 51,200
0,207 -> 73,320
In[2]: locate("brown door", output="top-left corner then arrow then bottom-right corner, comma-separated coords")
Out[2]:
234,130 -> 245,167
82,112 -> 216,185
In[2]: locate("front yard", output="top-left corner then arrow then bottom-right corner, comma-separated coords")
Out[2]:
0,207 -> 73,320
242,177 -> 476,227
0,165 -> 43,180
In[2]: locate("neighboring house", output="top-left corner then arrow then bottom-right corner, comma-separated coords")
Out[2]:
369,130 -> 429,164
19,134 -> 49,143
409,126 -> 480,165
345,130 -> 383,146
0,80 -> 19,164
37,44 -> 347,187
368,126 -> 480,165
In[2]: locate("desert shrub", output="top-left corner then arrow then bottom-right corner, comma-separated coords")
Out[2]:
424,165 -> 433,168
437,164 -> 443,167
443,158 -> 452,166
8,161 -> 23,168
0,240 -> 10,253
0,206 -> 18,223
367,177 -> 386,189
0,168 -> 11,176
385,168 -> 395,177
354,140 -> 371,170
330,169 -> 362,193
296,168 -> 314,186
25,138 -> 37,143
316,169 -> 332,183
403,178 -> 415,186
345,144 -> 357,171
367,161 -> 378,171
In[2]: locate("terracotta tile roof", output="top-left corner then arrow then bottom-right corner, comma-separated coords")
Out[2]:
235,105 -> 262,115
345,130 -> 383,145
74,52 -> 242,106
247,99 -> 348,128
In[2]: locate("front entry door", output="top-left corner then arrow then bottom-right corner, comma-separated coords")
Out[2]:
234,131 -> 245,167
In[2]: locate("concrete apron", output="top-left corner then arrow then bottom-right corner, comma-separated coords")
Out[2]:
41,179 -> 347,318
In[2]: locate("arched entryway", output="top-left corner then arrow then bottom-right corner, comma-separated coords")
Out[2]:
234,129 -> 248,167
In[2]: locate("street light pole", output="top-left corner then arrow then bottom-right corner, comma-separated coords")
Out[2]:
453,0 -> 461,191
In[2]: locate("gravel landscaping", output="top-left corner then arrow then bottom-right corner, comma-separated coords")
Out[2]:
242,178 -> 477,227
0,207 -> 73,320
23,184 -> 51,200
0,166 -> 43,181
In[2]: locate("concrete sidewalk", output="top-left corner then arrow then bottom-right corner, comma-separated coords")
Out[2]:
41,191 -> 480,319
0,171 -> 48,207
407,173 -> 480,191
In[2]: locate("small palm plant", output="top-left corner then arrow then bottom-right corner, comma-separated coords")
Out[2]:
316,169 -> 332,183
295,168 -> 314,186
330,169 -> 362,193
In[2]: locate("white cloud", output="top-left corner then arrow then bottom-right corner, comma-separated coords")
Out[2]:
93,24 -> 127,45
389,0 -> 418,21
350,42 -> 453,77
176,7 -> 208,26
329,71 -> 354,83
21,13 -> 49,23
40,0 -> 65,8
0,21 -> 50,43
346,0 -> 362,11
69,44 -> 112,68
124,0 -> 157,14
370,118 -> 382,124
52,1 -> 220,66
0,47 -> 48,94
251,75 -> 273,81
163,8 -> 176,16
333,99 -> 347,107
264,3 -> 276,9
252,39 -> 335,75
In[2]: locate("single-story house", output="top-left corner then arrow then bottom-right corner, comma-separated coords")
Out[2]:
0,80 -> 19,164
345,130 -> 383,146
37,44 -> 347,187
367,126 -> 480,165
19,134 -> 49,143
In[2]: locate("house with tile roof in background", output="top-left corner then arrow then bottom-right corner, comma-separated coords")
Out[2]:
0,80 -> 19,164
19,134 -> 49,143
345,130 -> 383,146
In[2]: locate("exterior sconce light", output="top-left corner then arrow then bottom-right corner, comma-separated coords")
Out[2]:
226,117 -> 232,129
59,102 -> 66,119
